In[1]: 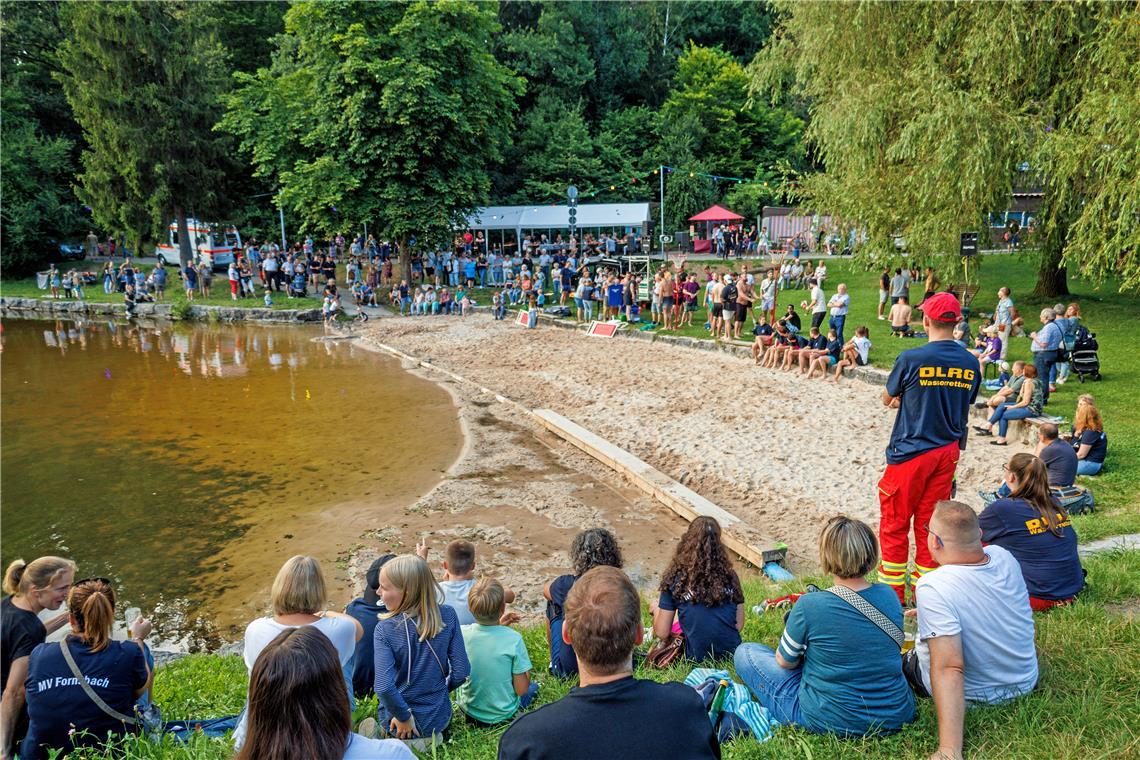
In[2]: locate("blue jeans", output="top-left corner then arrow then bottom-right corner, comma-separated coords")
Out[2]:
519,681 -> 539,710
829,314 -> 847,344
988,403 -> 1035,437
733,644 -> 806,727
400,297 -> 411,315
1077,459 -> 1102,476
1033,351 -> 1059,404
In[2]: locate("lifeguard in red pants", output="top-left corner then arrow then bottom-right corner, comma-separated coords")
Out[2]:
879,292 -> 981,604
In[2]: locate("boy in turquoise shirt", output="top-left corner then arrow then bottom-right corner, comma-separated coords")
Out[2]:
457,578 -> 538,726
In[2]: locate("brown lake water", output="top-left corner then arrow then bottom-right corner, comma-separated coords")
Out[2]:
0,318 -> 462,648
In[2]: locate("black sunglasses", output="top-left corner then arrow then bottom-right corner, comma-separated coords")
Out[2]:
73,576 -> 113,588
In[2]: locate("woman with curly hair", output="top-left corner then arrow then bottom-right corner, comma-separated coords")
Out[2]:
543,528 -> 623,677
651,517 -> 744,663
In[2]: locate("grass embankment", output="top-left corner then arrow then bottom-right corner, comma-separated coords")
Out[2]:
64,551 -> 1139,759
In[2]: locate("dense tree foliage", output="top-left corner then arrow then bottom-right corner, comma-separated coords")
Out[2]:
3,0 -> 1131,290
222,0 -> 521,280
754,0 -> 1139,294
0,1 -> 85,275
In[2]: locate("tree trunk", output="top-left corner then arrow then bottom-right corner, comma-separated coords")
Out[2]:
1033,240 -> 1069,298
174,206 -> 193,269
398,236 -> 412,284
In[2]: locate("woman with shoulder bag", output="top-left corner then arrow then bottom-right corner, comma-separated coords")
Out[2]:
649,517 -> 744,666
21,578 -> 153,760
734,516 -> 915,737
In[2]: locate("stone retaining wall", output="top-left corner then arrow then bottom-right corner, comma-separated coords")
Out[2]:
0,296 -> 321,323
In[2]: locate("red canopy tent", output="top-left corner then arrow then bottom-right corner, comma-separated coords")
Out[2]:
689,205 -> 745,252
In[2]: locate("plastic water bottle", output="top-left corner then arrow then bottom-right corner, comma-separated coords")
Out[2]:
707,679 -> 730,726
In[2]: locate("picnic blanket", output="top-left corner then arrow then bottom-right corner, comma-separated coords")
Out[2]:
684,667 -> 778,742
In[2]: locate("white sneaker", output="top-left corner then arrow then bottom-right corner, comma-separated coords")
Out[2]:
877,315 -> 886,320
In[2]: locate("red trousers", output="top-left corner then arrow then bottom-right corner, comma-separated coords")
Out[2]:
878,442 -> 960,604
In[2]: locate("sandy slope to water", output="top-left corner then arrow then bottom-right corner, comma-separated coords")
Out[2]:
360,316 -> 1031,576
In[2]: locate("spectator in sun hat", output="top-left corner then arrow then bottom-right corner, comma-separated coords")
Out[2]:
345,554 -> 397,699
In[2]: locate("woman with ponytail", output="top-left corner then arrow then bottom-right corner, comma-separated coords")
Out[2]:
980,453 -> 1085,610
2,557 -> 74,760
20,578 -> 152,759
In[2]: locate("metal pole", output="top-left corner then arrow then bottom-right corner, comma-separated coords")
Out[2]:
659,165 -> 666,260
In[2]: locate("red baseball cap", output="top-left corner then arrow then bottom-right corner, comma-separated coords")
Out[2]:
923,292 -> 963,323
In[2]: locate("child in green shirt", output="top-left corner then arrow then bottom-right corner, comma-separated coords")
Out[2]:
456,578 -> 538,726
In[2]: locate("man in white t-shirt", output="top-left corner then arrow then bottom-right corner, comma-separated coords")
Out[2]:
805,278 -> 827,331
903,500 -> 1037,760
759,269 -> 778,323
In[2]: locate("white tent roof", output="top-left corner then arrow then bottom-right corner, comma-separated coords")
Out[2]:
468,203 -> 652,231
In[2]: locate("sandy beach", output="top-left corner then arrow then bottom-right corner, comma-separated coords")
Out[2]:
358,316 -> 1032,580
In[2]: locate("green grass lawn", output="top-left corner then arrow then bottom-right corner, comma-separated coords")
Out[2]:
62,551 -> 1139,759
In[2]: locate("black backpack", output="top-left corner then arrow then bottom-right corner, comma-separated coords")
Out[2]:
722,282 -> 738,303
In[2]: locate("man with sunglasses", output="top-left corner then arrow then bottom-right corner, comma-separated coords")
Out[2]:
878,291 -> 982,605
902,500 -> 1037,760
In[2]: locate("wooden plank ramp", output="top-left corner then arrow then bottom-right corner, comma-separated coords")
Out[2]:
531,409 -> 786,569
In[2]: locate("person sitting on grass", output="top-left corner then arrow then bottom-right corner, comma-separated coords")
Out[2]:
832,325 -> 872,381
735,516 -> 915,737
544,528 -> 623,678
498,567 -> 719,760
456,578 -> 538,727
417,539 -> 516,627
236,556 -> 363,746
650,517 -> 744,663
980,423 -> 1079,505
345,555 -> 396,700
972,365 -> 1043,446
902,500 -> 1037,760
805,328 -> 842,380
238,627 -> 413,760
978,454 -> 1084,611
373,555 -> 469,749
21,578 -> 153,760
1071,394 -> 1108,476
1,557 -> 75,759
888,295 -> 914,336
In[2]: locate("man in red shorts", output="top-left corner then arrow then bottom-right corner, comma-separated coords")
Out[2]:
879,292 -> 981,604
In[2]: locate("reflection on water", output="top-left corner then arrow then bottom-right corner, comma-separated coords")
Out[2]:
1,318 -> 462,648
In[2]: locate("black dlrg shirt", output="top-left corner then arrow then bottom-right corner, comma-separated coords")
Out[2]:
2,597 -> 46,746
498,676 -> 719,760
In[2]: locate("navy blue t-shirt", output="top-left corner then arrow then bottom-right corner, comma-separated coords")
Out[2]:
22,638 -> 148,760
1076,429 -> 1107,464
808,334 -> 828,350
885,339 -> 981,464
345,598 -> 386,698
1038,439 -> 1077,487
752,323 -> 773,337
979,498 -> 1084,600
658,579 -> 744,663
825,338 -> 842,359
545,574 -> 579,677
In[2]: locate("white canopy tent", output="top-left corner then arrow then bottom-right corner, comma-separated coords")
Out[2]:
467,203 -> 652,252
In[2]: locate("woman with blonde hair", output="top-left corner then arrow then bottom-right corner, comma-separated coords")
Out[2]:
1072,394 -> 1108,476
980,454 -> 1084,611
234,556 -> 363,747
735,516 -> 915,736
2,557 -> 75,758
372,554 -> 469,748
21,578 -> 152,759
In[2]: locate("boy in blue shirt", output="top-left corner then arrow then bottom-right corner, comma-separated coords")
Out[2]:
457,578 -> 537,726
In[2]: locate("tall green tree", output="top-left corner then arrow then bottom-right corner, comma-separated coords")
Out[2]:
57,1 -> 230,264
755,0 -> 1138,294
222,0 -> 522,280
0,0 -> 86,275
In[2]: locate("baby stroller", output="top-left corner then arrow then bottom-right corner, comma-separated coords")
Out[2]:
1069,326 -> 1101,382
